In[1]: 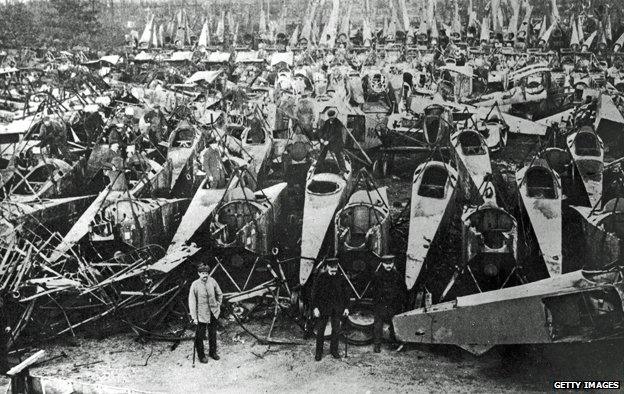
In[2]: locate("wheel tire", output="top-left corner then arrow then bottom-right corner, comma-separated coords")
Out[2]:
372,159 -> 381,177
372,158 -> 387,178
343,323 -> 374,346
344,299 -> 375,346
347,299 -> 375,329
381,159 -> 388,177
290,290 -> 305,316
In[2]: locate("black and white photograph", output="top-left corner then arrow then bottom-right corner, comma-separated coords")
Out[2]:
0,0 -> 623,391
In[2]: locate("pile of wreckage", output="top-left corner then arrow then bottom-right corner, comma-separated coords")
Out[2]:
1,0 -> 624,357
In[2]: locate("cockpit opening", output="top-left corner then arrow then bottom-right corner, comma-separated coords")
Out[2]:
526,167 -> 557,199
458,131 -> 486,155
418,166 -> 448,199
574,130 -> 601,157
308,180 -> 340,194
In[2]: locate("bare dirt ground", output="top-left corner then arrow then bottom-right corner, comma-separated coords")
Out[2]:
1,136 -> 620,393
2,316 -> 621,394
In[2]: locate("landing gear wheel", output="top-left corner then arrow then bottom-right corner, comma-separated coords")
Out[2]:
347,299 -> 375,329
290,289 -> 304,316
342,324 -> 374,345
381,159 -> 388,177
372,159 -> 381,177
343,300 -> 375,345
372,157 -> 388,178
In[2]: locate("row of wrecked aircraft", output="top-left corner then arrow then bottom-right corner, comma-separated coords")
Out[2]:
126,0 -> 624,57
1,0 -> 624,355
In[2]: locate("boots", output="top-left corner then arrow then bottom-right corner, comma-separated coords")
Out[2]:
315,349 -> 323,361
374,343 -> 381,353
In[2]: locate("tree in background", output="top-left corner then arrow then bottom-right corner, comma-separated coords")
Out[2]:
45,0 -> 101,47
0,2 -> 39,48
1,0 -> 623,51
0,0 -> 126,51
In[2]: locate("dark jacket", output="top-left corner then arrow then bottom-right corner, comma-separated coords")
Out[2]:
318,118 -> 345,151
311,271 -> 350,315
371,268 -> 407,315
39,120 -> 67,147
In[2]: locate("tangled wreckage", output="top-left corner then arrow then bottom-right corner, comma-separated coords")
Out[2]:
2,0 -> 624,368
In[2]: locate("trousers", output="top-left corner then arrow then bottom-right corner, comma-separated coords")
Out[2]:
373,309 -> 397,345
315,313 -> 341,355
317,146 -> 347,174
195,313 -> 217,359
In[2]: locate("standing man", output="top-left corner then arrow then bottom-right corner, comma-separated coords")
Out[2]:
371,255 -> 407,353
311,258 -> 350,361
108,123 -> 128,160
39,117 -> 70,161
316,109 -> 348,176
188,264 -> 223,363
143,107 -> 166,148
